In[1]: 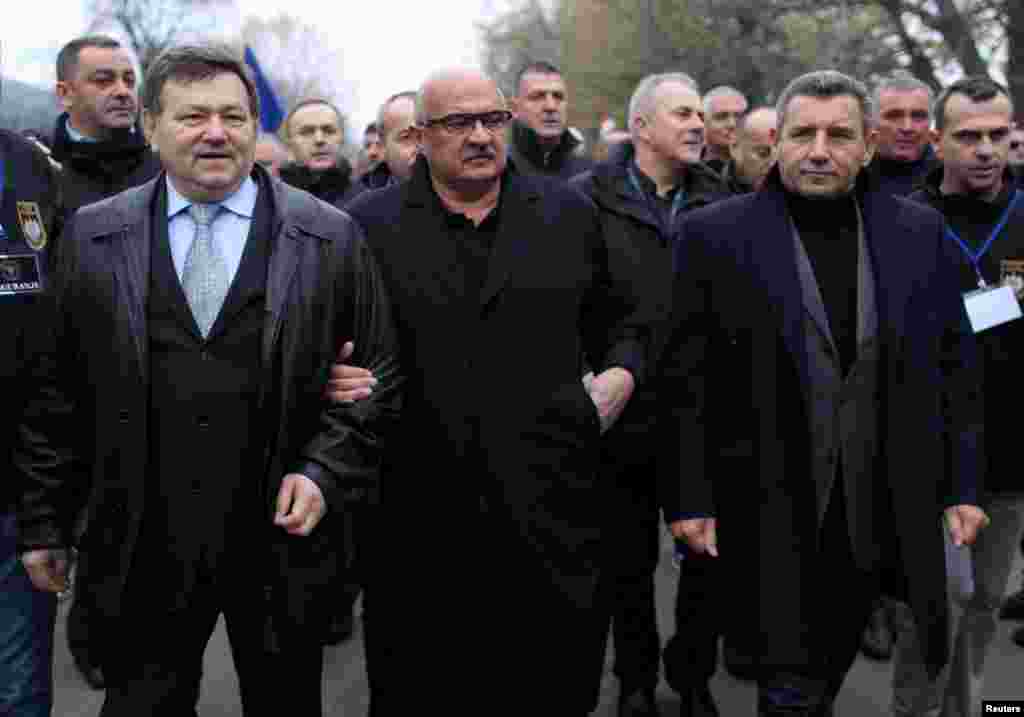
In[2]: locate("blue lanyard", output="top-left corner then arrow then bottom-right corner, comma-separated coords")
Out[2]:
947,189 -> 1022,288
628,165 -> 686,229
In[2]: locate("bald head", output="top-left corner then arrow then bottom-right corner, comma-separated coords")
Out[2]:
416,68 -> 506,124
730,106 -> 778,190
415,67 -> 510,194
738,107 -> 777,141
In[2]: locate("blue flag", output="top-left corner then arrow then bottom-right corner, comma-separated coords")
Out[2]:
244,46 -> 284,134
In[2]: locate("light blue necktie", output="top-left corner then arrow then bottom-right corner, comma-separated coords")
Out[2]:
182,203 -> 229,338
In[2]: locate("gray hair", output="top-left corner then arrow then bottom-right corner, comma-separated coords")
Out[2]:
628,72 -> 699,127
702,85 -> 747,114
871,71 -> 934,121
143,44 -> 259,120
775,70 -> 873,133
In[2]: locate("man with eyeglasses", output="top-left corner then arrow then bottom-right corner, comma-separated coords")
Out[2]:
892,75 -> 1023,717
342,67 -> 650,715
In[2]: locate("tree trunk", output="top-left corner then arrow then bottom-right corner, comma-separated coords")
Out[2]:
1006,0 -> 1024,122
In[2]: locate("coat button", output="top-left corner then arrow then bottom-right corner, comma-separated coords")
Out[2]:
191,479 -> 202,492
197,416 -> 210,429
118,409 -> 129,424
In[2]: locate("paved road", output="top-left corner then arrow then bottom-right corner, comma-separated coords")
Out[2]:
51,537 -> 1024,715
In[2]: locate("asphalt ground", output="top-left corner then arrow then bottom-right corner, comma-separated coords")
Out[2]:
51,535 -> 1024,716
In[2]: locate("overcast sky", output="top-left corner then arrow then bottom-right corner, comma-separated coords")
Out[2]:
3,0 -> 496,135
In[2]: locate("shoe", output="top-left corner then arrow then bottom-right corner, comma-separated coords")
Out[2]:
73,656 -> 105,690
1001,589 -> 1024,621
322,613 -> 355,646
1012,625 -> 1024,648
679,684 -> 719,717
859,605 -> 893,661
618,687 -> 660,717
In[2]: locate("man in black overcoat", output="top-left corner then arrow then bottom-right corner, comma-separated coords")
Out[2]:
570,71 -> 729,717
663,70 -> 988,715
15,44 -> 401,716
342,67 -> 650,716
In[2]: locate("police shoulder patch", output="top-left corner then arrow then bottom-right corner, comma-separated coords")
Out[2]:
15,201 -> 47,251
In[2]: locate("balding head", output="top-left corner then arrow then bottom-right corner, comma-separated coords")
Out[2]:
730,107 -> 778,190
416,68 -> 506,125
414,67 -> 511,195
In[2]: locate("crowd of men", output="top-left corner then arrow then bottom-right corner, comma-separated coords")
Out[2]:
1,31 -> 1024,717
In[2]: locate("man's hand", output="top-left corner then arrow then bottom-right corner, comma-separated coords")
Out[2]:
669,518 -> 719,557
945,504 -> 990,547
274,474 -> 327,536
324,342 -> 377,404
586,367 -> 635,434
21,549 -> 69,593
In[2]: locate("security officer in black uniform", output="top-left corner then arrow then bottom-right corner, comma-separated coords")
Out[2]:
0,125 -> 63,717
52,33 -> 161,689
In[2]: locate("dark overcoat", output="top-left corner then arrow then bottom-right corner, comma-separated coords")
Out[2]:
659,169 -> 982,675
16,168 -> 402,641
345,158 -> 649,601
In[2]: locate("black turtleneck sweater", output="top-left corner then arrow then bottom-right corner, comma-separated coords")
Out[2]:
786,190 -> 860,373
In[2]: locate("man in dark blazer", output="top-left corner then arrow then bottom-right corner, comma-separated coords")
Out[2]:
15,44 -> 401,716
662,70 -> 988,715
342,67 -> 649,716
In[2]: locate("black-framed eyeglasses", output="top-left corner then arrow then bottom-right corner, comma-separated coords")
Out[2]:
420,110 -> 513,134
1012,141 -> 1022,150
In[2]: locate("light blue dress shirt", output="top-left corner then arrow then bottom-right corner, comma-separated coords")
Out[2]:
166,176 -> 257,284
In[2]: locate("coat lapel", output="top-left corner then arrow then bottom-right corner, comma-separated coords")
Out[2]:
479,170 -> 540,309
261,201 -> 298,372
748,177 -> 810,388
104,179 -> 157,384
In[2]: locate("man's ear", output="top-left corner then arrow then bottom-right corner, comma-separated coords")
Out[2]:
142,109 -> 157,150
862,127 -> 879,167
931,128 -> 943,161
55,81 -> 74,113
509,96 -> 521,120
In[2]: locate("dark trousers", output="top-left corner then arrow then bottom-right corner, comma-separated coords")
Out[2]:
664,549 -> 723,693
99,572 -> 323,717
757,483 -> 880,716
0,511 -> 55,717
365,500 -> 603,716
591,479 -> 661,694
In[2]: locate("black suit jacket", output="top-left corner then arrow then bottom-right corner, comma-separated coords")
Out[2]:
660,168 -> 982,674
16,167 -> 402,637
345,157 -> 650,605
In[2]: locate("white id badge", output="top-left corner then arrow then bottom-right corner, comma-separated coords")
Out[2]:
963,285 -> 1022,333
